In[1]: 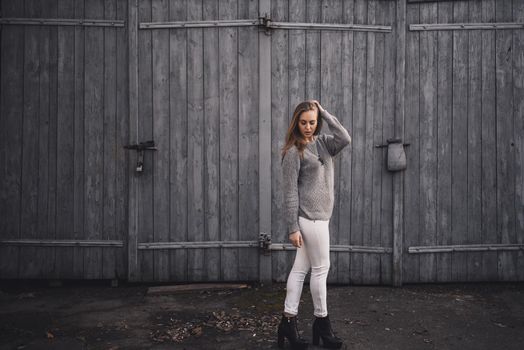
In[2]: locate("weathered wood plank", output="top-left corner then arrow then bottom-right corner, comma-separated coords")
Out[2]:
19,0 -> 43,278
338,0 -> 355,285
115,0 -> 128,280
404,2 -> 420,283
392,0 -> 407,287
418,1 -> 438,283
479,0 -> 498,281
137,0 -> 154,281
515,0 -> 524,282
305,0 -> 321,99
321,0 -> 342,284
436,1 -> 453,282
372,0 -> 389,285
367,0 -> 383,285
219,0 -> 239,281
84,0 -> 105,279
451,1 -> 468,282
496,0 -> 517,281
73,0 -> 86,279
100,0 -> 118,280
38,0 -> 54,278
258,0 -> 272,283
203,0 -> 221,282
350,0 -> 367,285
380,0 -> 395,285
238,0 -> 259,281
168,0 -> 188,281
187,0 -> 205,282
47,0 -> 59,279
271,0 -> 289,283
54,0 -> 76,278
466,0 -> 483,281
151,0 -> 170,282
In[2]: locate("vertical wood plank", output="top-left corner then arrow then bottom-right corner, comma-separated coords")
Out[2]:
418,1 -> 438,283
19,0 -> 43,278
186,0 -> 205,282
151,0 -> 170,282
381,0 -> 395,285
128,0 -> 139,281
350,0 -> 367,285
219,0 -> 239,281
305,0 -> 320,99
496,0 -> 517,281
101,0 -> 118,280
338,0 -> 355,285
38,0 -> 54,277
168,0 -> 188,281
480,0 -> 498,281
84,0 -> 105,279
271,0 -> 289,283
47,0 -> 59,279
321,0 -> 343,285
514,0 -> 524,281
203,0 -> 221,282
467,0 -> 483,281
288,0 -> 306,108
73,0 -> 86,279
54,0 -> 76,279
404,1 -> 420,283
362,1 -> 381,284
392,0 -> 406,287
371,0 -> 386,285
451,1 -> 469,282
0,0 -> 24,278
137,0 -> 154,281
238,0 -> 259,281
258,0 -> 272,283
436,1 -> 453,282
115,0 -> 128,280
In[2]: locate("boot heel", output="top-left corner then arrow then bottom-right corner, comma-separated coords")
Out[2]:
277,332 -> 285,348
312,329 -> 320,346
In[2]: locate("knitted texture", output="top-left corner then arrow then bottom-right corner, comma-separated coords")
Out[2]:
282,110 -> 351,234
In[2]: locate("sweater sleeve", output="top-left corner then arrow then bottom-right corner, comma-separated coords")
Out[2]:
282,147 -> 301,234
319,109 -> 351,156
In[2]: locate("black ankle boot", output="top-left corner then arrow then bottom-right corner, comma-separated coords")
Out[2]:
312,315 -> 343,349
277,314 -> 309,349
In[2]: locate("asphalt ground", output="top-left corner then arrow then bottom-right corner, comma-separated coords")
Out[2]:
1,281 -> 523,350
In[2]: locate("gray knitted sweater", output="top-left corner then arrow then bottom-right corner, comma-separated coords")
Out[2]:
282,110 -> 351,234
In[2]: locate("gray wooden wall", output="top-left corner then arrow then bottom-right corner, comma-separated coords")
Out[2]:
1,0 -> 523,284
404,0 -> 524,283
0,0 -> 128,279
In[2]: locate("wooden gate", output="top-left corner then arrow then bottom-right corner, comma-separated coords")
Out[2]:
127,0 -> 399,283
403,0 -> 524,283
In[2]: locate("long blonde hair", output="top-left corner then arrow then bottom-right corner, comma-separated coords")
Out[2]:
281,101 -> 323,160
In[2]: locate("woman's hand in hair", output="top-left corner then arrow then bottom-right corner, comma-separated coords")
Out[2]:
310,100 -> 325,113
289,231 -> 303,248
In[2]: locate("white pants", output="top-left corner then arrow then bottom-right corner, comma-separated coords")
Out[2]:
284,216 -> 330,318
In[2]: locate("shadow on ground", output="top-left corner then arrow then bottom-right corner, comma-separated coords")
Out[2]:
1,281 -> 523,349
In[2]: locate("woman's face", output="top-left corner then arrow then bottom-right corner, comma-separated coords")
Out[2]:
298,109 -> 318,141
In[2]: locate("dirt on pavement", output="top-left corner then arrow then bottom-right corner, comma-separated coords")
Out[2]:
1,281 -> 523,350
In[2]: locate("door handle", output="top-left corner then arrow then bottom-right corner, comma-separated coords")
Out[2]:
124,140 -> 157,173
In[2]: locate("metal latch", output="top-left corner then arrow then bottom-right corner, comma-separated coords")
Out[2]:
124,140 -> 157,173
259,232 -> 271,254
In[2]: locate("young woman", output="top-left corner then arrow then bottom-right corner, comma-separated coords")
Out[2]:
277,100 -> 351,349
